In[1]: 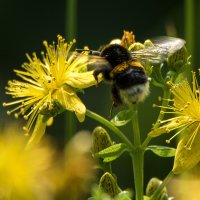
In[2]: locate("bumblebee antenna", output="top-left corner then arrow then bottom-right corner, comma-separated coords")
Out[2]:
75,49 -> 100,56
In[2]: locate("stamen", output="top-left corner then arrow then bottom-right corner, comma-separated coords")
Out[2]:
158,96 -> 174,102
184,123 -> 200,150
23,126 -> 29,133
158,116 -> 184,124
24,115 -> 28,120
3,99 -> 25,107
4,103 -> 25,115
165,124 -> 189,144
166,81 -> 173,86
14,113 -> 19,118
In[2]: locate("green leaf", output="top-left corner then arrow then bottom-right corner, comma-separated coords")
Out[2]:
97,143 -> 128,163
146,145 -> 176,157
111,109 -> 134,127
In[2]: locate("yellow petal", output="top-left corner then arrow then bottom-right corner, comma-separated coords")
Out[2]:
26,114 -> 48,148
54,85 -> 86,122
66,71 -> 101,89
149,115 -> 192,137
149,120 -> 179,137
173,122 -> 200,174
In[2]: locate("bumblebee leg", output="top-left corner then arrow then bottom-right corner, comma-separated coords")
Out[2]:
109,85 -> 122,117
93,70 -> 101,84
109,103 -> 114,119
93,64 -> 113,83
111,85 -> 122,107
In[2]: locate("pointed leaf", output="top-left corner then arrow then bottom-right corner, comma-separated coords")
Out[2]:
111,109 -> 134,127
97,143 -> 128,163
146,145 -> 176,157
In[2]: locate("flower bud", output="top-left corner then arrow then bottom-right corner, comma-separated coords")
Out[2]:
167,46 -> 189,72
144,39 -> 154,47
128,42 -> 145,51
121,31 -> 135,49
99,172 -> 121,197
92,127 -> 112,154
146,177 -> 168,200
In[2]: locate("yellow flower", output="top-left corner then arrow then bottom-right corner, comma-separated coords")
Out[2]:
149,71 -> 200,143
50,131 -> 96,199
3,35 -> 99,133
169,167 -> 200,199
0,125 -> 54,200
0,125 -> 96,200
149,71 -> 200,174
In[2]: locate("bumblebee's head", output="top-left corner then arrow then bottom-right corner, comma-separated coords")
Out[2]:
100,44 -> 131,67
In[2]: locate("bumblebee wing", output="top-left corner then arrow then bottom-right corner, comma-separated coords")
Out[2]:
87,55 -> 112,71
132,36 -> 186,64
69,51 -> 111,70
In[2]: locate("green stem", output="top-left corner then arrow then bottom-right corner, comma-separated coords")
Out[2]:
153,87 -> 171,129
64,0 -> 78,141
86,109 -> 133,150
103,162 -> 112,174
66,0 -> 77,41
142,85 -> 172,149
131,105 -> 141,145
150,171 -> 174,200
131,105 -> 144,200
65,111 -> 77,141
184,0 -> 194,67
131,151 -> 144,200
141,136 -> 152,150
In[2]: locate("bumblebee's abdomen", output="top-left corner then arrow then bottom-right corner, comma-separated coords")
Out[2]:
114,66 -> 148,89
119,82 -> 149,104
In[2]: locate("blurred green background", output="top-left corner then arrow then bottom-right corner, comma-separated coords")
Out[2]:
0,0 -> 199,192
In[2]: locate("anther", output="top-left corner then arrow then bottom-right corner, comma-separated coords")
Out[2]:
6,111 -> 11,115
23,126 -> 29,132
24,115 -> 28,120
14,113 -> 19,118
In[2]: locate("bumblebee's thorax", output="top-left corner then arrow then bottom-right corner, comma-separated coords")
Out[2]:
100,44 -> 132,67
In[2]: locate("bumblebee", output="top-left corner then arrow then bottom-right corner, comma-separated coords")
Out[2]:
77,32 -> 186,109
93,44 -> 149,107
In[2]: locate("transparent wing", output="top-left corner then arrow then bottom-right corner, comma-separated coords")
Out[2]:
132,36 -> 186,64
70,51 -> 111,71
